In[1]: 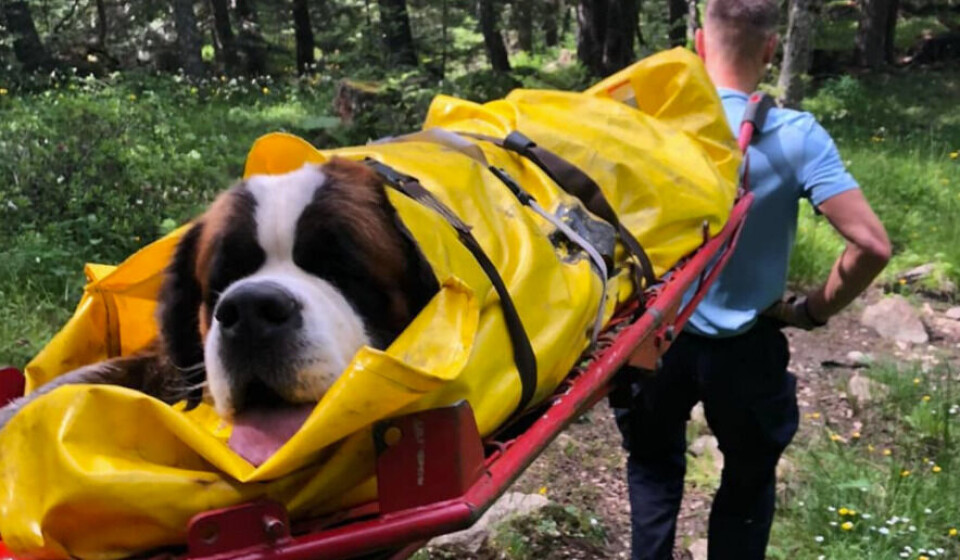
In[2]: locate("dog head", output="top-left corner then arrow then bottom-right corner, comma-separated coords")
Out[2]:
156,158 -> 438,461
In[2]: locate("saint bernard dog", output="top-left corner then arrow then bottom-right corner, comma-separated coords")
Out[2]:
0,158 -> 440,464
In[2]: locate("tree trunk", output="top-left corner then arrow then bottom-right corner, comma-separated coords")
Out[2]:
687,0 -> 700,44
668,0 -> 687,46
210,0 -> 240,75
173,0 -> 204,76
516,0 -> 534,51
577,0 -> 606,75
292,0 -> 315,73
377,0 -> 418,66
2,1 -> 54,71
884,0 -> 899,64
543,0 -> 559,47
235,0 -> 268,75
778,0 -> 820,107
856,0 -> 896,68
478,0 -> 511,71
577,0 -> 638,76
95,0 -> 108,48
603,0 -> 637,71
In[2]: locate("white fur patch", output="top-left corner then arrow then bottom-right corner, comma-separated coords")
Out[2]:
205,164 -> 371,418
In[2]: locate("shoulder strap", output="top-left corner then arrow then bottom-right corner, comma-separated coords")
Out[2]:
738,92 -> 775,151
736,92 -> 776,192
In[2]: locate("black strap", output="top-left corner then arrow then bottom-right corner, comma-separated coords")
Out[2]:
459,130 -> 657,293
741,92 -> 775,141
363,159 -> 539,416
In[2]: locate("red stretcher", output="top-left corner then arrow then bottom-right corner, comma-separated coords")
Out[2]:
0,94 -> 770,560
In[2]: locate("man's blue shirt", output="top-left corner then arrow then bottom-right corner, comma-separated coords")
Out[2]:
684,88 -> 859,337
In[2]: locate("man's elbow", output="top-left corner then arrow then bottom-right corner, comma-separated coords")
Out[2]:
856,235 -> 892,270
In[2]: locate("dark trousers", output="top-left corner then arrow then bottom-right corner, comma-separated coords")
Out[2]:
612,319 -> 799,560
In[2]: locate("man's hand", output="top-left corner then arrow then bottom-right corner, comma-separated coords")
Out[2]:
763,293 -> 827,330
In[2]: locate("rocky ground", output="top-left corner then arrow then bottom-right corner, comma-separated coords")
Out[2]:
415,288 -> 960,559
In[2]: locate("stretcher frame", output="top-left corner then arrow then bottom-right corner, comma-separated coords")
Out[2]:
0,93 -> 769,560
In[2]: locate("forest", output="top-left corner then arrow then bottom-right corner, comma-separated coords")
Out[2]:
2,0 -> 960,557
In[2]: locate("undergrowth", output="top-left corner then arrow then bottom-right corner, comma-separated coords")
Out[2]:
769,362 -> 960,559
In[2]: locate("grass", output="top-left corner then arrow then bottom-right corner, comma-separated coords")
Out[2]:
768,362 -> 960,559
789,68 -> 960,290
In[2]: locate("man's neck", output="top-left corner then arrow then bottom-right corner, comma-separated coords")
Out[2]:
705,62 -> 762,94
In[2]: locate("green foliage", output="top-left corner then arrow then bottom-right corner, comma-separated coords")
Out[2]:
769,363 -> 960,559
491,504 -> 608,558
790,68 -> 960,289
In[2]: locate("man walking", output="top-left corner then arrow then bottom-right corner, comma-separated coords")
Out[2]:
614,0 -> 892,558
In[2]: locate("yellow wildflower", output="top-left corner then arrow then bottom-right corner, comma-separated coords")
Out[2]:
851,431 -> 861,439
919,556 -> 929,560
0,88 -> 8,95
848,509 -> 856,516
949,527 -> 957,537
840,521 -> 854,531
867,444 -> 875,452
901,470 -> 911,477
538,486 -> 547,496
262,87 -> 270,95
830,433 -> 844,442
913,378 -> 921,384
950,151 -> 959,160
923,395 -> 932,402
839,507 -> 849,516
932,465 -> 942,473
883,448 -> 892,456
128,94 -> 137,101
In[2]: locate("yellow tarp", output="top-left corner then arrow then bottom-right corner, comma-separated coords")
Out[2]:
0,47 -> 739,559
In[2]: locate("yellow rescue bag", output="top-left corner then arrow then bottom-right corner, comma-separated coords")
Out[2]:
0,47 -> 739,559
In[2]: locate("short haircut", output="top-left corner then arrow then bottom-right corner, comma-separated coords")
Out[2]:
705,0 -> 779,61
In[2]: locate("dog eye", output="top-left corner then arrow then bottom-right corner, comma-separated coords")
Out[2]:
207,234 -> 266,307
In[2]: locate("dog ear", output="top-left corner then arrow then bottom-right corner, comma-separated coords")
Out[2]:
157,221 -> 206,408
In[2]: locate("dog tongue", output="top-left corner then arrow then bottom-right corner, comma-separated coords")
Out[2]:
228,404 -> 315,466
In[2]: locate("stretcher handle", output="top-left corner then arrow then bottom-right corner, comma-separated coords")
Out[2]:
738,92 -> 774,153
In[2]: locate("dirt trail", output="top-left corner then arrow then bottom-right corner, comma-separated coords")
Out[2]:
422,293 -> 960,559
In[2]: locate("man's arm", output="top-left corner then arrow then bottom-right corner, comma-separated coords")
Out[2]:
804,189 -> 891,322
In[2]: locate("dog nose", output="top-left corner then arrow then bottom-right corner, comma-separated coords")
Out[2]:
215,283 -> 302,339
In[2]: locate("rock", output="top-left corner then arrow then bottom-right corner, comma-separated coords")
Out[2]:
690,402 -> 706,429
945,307 -> 960,321
427,492 -> 549,552
688,538 -> 709,560
861,295 -> 929,344
777,456 -> 797,480
846,350 -> 874,366
689,435 -> 724,473
848,373 -> 890,409
929,317 -> 960,341
900,264 -> 935,283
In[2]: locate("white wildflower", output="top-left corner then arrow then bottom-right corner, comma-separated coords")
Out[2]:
814,536 -> 824,543
878,527 -> 890,535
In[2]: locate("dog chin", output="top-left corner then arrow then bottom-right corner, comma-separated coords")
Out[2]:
205,329 -> 368,466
